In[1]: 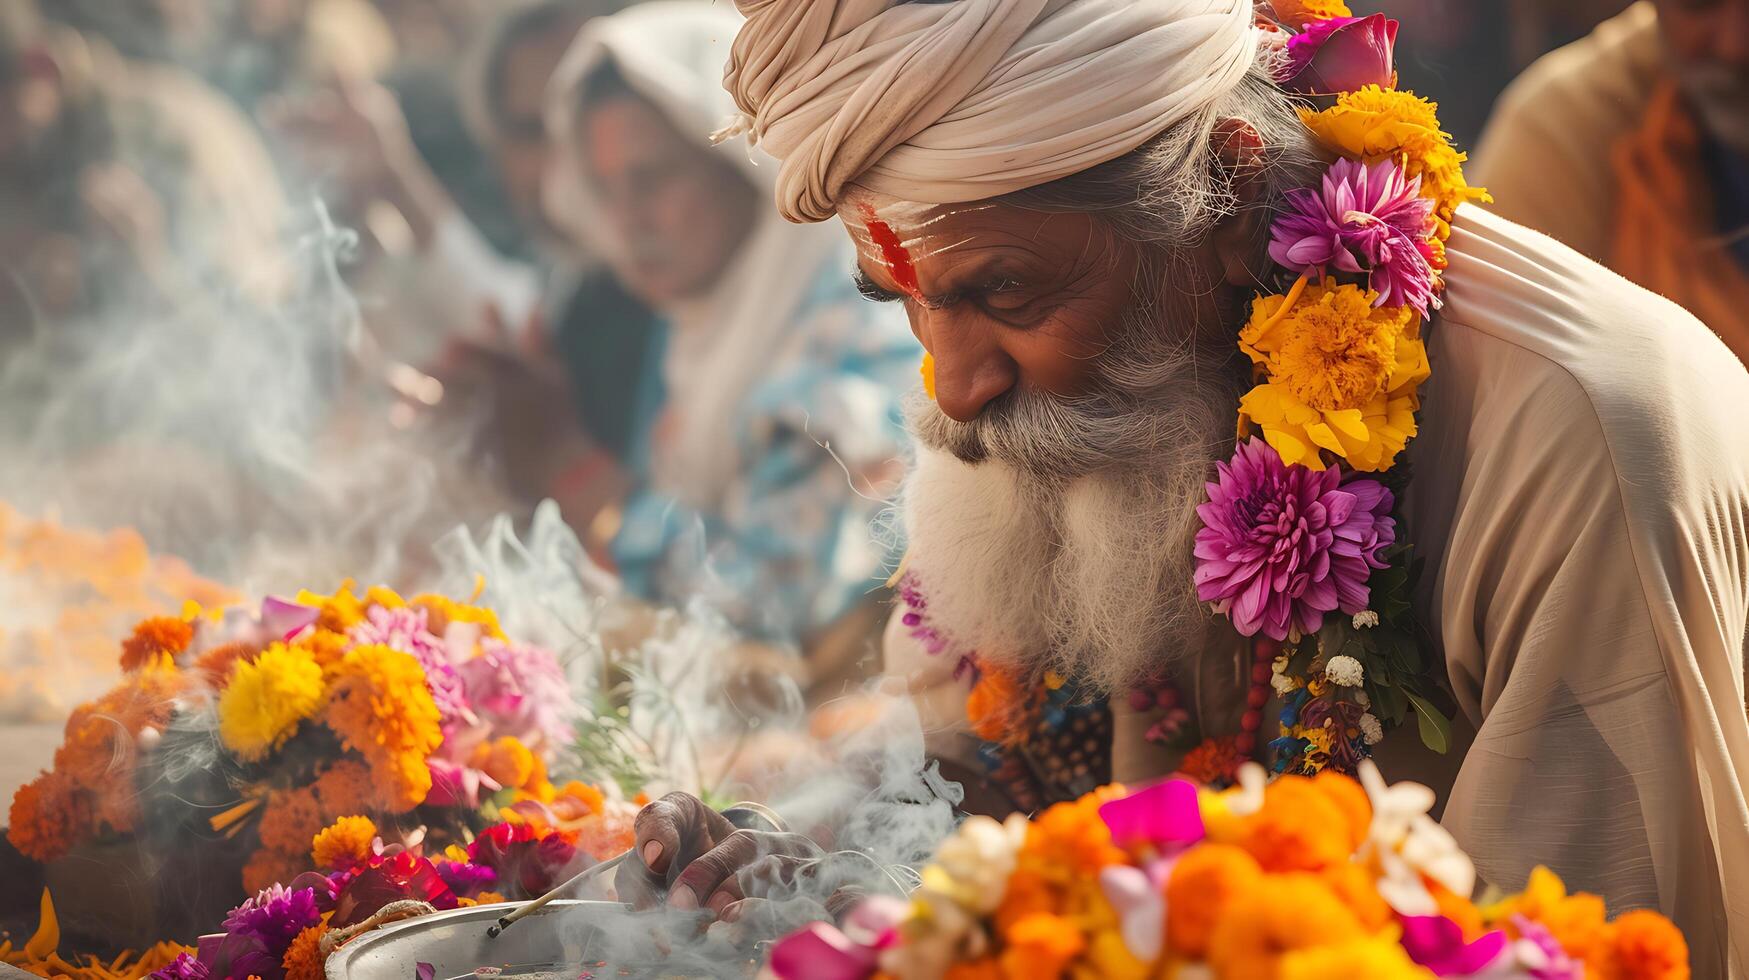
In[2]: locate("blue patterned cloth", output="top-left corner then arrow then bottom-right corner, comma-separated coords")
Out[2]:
611,238 -> 917,644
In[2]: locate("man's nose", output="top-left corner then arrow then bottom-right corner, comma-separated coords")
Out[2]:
922,315 -> 1017,423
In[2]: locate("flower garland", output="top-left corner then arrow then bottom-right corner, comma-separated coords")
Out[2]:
1187,1 -> 1491,782
768,764 -> 1691,979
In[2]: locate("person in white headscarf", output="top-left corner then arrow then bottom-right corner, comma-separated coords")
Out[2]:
544,1 -> 919,657
609,1 -> 1749,974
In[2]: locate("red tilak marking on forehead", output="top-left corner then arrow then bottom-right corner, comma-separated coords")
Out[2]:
858,203 -> 924,303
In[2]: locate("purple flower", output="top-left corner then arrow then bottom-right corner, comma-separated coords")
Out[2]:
349,606 -> 473,727
1270,158 -> 1439,317
1279,14 -> 1398,95
456,641 -> 575,751
434,859 -> 500,899
1400,915 -> 1510,976
1194,439 -> 1397,640
149,953 -> 211,980
221,884 -> 323,962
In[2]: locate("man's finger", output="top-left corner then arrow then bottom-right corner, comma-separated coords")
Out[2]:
670,829 -> 762,912
631,793 -> 736,877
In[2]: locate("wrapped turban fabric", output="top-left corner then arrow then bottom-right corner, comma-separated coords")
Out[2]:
719,0 -> 1260,221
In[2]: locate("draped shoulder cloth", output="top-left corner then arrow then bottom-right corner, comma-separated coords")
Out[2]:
720,0 -> 1259,221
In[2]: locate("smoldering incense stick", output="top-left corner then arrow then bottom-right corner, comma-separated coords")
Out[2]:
487,849 -> 632,939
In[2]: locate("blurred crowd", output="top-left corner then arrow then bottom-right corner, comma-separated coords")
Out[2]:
0,0 -> 1744,684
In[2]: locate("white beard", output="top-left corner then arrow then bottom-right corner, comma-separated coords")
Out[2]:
901,441 -> 1216,695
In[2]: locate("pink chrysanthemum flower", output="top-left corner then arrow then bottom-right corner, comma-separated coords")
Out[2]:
1269,158 -> 1440,317
1193,439 -> 1396,640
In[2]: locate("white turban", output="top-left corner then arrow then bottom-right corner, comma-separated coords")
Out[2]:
721,0 -> 1260,222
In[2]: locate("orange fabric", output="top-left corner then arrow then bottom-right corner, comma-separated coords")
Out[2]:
1611,82 -> 1749,360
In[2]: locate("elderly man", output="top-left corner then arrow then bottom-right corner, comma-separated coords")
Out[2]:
616,1 -> 1749,973
1474,0 -> 1749,359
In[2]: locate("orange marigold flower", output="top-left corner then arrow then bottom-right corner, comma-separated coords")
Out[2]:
120,617 -> 194,672
994,869 -> 1057,936
311,815 -> 377,871
1596,910 -> 1690,980
1273,0 -> 1352,28
1237,776 -> 1356,872
943,961 -> 1001,980
1311,770 -> 1372,849
1166,844 -> 1264,958
999,912 -> 1085,980
259,788 -> 326,854
1206,873 -> 1366,980
312,758 -> 378,815
965,666 -> 1031,746
195,641 -> 260,688
323,644 -> 442,812
1542,891 -> 1611,966
473,736 -> 537,791
1020,787 -> 1129,878
282,924 -> 329,980
1321,862 -> 1394,932
7,770 -> 92,862
1178,735 -> 1248,786
243,847 -> 308,893
557,781 -> 606,817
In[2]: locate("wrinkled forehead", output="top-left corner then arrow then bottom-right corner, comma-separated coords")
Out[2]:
836,186 -> 994,262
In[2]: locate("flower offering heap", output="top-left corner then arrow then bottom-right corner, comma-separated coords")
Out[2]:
6,582 -> 632,900
769,765 -> 1690,980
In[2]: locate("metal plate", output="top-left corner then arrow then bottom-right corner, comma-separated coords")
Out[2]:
323,900 -> 735,980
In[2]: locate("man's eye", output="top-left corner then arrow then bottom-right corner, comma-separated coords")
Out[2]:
980,279 -> 1034,311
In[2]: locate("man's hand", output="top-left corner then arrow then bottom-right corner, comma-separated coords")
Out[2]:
616,793 -> 823,922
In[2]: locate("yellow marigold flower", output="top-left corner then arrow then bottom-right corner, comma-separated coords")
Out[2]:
1279,936 -> 1432,980
1239,285 -> 1428,473
1273,0 -> 1352,28
311,815 -> 377,871
217,643 -> 325,762
1298,86 -> 1490,227
410,593 -> 506,641
363,586 -> 406,610
920,353 -> 936,401
296,583 -> 365,632
323,644 -> 442,812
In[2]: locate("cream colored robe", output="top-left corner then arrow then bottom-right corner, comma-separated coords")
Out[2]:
888,207 -> 1749,976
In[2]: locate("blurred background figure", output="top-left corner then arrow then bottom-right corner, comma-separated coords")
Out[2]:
546,1 -> 919,681
0,0 -> 286,338
1474,0 -> 1749,360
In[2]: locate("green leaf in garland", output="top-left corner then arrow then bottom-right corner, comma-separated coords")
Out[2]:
1407,691 -> 1452,754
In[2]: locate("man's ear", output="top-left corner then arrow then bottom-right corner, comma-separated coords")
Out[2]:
1208,117 -> 1271,288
